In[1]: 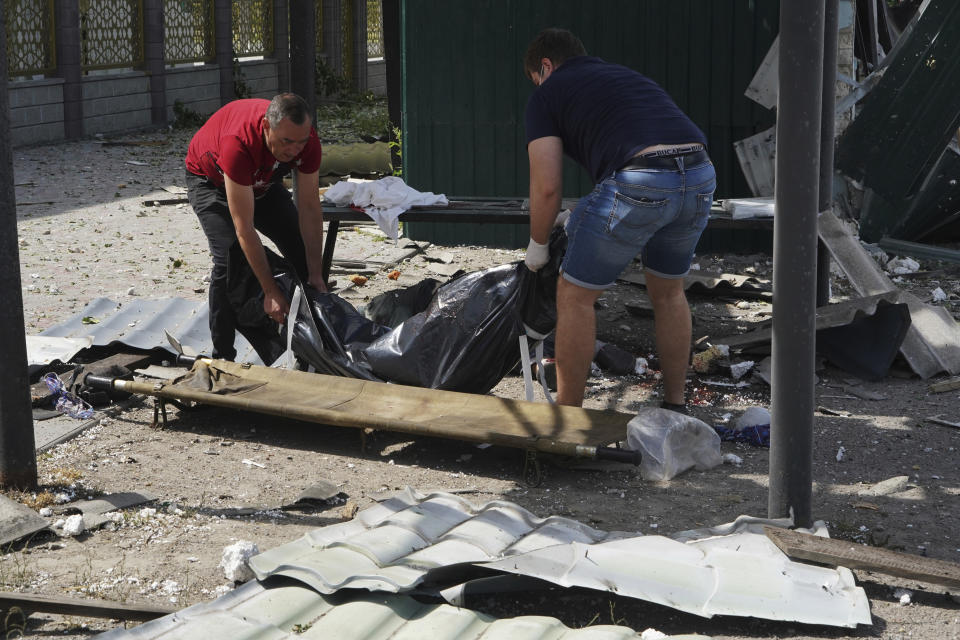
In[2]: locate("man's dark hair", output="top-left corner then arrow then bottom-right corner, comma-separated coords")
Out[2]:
265,93 -> 310,127
523,28 -> 587,79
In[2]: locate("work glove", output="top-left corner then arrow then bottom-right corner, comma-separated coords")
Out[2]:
525,237 -> 550,272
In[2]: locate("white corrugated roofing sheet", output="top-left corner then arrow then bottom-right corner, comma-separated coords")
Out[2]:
248,487 -> 633,594
250,489 -> 871,629
96,578 -> 707,639
479,517 -> 871,628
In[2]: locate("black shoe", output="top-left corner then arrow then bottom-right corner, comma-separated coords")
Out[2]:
660,401 -> 689,415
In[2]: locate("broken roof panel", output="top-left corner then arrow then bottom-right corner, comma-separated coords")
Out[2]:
619,271 -> 772,300
37,297 -> 262,365
837,0 -> 960,198
249,488 -> 871,629
480,517 -> 871,628
248,488 -> 631,594
818,210 -> 960,378
98,579 -> 697,640
836,0 -> 960,241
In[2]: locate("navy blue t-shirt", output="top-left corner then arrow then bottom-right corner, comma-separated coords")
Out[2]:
525,56 -> 707,183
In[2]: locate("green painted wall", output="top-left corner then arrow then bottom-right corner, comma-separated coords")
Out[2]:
401,0 -> 779,247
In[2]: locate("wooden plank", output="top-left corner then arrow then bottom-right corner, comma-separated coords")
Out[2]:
0,591 -> 175,622
929,377 -> 960,393
764,526 -> 960,589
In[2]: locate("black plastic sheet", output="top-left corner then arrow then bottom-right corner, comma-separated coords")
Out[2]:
232,228 -> 566,394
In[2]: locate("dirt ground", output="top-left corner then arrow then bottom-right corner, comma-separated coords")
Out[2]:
7,130 -> 960,639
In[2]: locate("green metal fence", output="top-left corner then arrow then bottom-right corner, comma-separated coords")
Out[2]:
79,0 -> 144,71
3,1 -> 365,83
402,0 -> 779,248
367,0 -> 383,58
4,0 -> 55,78
232,0 -> 273,57
164,0 -> 216,64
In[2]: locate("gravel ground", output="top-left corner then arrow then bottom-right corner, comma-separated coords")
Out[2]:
6,129 -> 960,639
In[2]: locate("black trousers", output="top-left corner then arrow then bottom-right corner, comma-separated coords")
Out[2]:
186,171 -> 308,360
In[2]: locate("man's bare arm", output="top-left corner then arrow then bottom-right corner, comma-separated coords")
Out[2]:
223,175 -> 290,322
528,136 -> 564,244
294,168 -> 327,292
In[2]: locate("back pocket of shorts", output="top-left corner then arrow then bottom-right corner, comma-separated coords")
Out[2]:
606,191 -> 667,235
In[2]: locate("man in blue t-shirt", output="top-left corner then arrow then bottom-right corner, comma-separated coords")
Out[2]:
523,28 -> 716,411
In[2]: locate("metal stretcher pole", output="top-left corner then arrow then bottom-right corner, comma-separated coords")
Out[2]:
83,369 -> 640,465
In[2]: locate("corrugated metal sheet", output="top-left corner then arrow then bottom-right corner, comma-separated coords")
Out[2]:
249,488 -> 870,628
248,488 -> 631,594
96,579 -> 706,639
619,271 -> 772,300
37,297 -> 263,365
716,292 -> 908,351
479,516 -> 871,628
819,210 -> 960,378
401,0 -> 778,248
836,0 -> 960,242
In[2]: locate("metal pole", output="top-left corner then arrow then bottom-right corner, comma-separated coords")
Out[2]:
816,0 -> 840,306
0,10 -> 38,489
769,0 -> 825,528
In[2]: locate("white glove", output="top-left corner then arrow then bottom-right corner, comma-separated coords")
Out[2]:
525,237 -> 550,272
555,208 -> 571,228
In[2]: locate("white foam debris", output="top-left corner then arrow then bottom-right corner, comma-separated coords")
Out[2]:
219,540 -> 259,583
893,587 -> 913,605
886,256 -> 920,274
62,514 -> 85,536
723,453 -> 743,466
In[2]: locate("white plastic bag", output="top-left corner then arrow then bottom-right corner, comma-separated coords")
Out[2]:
627,408 -> 722,481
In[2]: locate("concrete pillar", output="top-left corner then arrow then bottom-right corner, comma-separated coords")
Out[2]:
352,0 -> 367,92
322,0 -> 343,77
215,0 -> 235,104
290,0 -> 316,115
382,0 -> 401,158
0,9 -> 39,490
274,0 -> 290,92
54,0 -> 83,139
143,0 -> 167,126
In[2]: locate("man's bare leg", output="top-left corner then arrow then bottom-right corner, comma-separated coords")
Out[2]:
555,277 -> 603,407
644,272 -> 692,405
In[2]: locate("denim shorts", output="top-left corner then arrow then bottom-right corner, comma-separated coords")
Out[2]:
562,156 -> 716,289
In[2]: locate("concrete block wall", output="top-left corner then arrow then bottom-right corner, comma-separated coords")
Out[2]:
237,59 -> 280,98
81,72 -> 153,135
7,57 -> 386,147
166,65 -> 222,122
367,59 -> 386,96
9,79 -> 67,147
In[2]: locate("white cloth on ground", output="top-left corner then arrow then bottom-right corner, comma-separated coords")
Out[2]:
322,176 -> 448,240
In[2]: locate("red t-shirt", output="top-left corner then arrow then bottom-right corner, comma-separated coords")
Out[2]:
185,99 -> 322,197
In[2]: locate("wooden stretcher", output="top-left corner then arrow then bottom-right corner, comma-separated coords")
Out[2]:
86,358 -> 639,484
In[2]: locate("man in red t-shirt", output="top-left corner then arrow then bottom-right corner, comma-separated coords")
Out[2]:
186,93 -> 327,361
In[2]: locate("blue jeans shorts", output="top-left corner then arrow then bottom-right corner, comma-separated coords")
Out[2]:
561,154 -> 716,289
